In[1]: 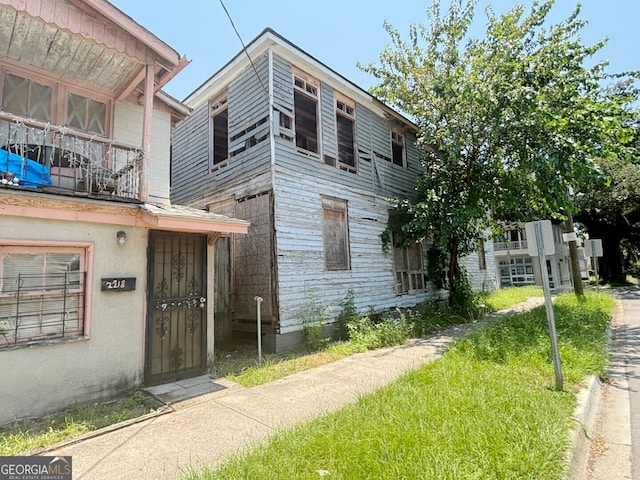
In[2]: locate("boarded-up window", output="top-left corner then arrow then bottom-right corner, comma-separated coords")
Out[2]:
392,232 -> 425,295
2,73 -> 52,122
209,95 -> 229,170
293,69 -> 319,154
322,197 -> 350,271
335,94 -> 356,173
67,93 -> 106,136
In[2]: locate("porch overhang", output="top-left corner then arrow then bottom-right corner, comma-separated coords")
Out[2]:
0,191 -> 250,235
140,203 -> 250,235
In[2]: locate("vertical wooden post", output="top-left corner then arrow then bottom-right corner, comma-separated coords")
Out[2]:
141,63 -> 155,202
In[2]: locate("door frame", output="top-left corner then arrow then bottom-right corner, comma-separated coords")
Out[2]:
144,230 -> 208,385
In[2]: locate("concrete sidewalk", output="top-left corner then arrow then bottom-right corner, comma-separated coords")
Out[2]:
576,286 -> 640,480
41,297 -> 578,480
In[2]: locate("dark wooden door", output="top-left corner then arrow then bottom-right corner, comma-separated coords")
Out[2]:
145,232 -> 207,385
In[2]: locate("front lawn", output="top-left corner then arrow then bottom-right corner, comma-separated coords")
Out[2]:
185,290 -> 614,480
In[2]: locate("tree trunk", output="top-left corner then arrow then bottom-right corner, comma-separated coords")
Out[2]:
447,237 -> 461,305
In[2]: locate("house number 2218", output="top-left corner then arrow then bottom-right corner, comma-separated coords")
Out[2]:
101,277 -> 136,292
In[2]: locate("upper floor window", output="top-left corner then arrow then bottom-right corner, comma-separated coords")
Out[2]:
293,69 -> 319,155
209,95 -> 228,171
2,73 -> 52,122
1,70 -> 110,137
0,245 -> 87,347
67,93 -> 106,136
335,93 -> 356,173
391,129 -> 405,167
322,196 -> 350,271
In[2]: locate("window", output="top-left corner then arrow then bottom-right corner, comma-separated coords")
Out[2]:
335,94 -> 356,173
2,73 -> 52,122
498,257 -> 534,287
392,233 -> 425,295
391,129 -> 405,167
209,95 -> 228,170
1,71 -> 111,136
0,246 -> 87,347
322,197 -> 350,270
67,93 -> 106,136
293,70 -> 319,154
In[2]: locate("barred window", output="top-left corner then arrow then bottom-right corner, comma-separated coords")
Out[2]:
0,246 -> 87,347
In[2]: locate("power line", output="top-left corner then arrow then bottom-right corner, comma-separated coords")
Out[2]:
218,0 -> 269,96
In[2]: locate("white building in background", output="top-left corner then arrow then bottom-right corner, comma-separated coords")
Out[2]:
493,223 -> 572,291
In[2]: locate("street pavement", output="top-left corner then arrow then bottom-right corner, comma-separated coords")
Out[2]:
37,290 -> 640,480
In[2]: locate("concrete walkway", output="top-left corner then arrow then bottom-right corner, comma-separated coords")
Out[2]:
578,286 -> 640,480
42,298 -> 563,480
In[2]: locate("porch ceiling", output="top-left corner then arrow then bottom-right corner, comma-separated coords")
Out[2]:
0,0 -> 189,99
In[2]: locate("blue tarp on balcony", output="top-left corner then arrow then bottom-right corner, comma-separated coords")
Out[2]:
0,148 -> 51,188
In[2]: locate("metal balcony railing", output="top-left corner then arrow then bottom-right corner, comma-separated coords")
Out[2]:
0,114 -> 143,201
493,240 -> 528,251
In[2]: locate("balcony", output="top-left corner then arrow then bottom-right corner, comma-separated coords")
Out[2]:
493,240 -> 528,251
0,114 -> 142,202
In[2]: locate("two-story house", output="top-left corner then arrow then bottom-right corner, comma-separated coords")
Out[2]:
0,0 -> 248,426
493,223 -> 571,290
172,29 -> 496,353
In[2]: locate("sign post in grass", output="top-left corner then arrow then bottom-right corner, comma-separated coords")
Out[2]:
526,220 -> 564,391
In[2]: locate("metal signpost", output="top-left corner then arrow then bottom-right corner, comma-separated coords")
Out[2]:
585,239 -> 604,287
525,220 -> 564,391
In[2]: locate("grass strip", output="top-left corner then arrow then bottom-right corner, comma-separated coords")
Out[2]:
185,290 -> 614,480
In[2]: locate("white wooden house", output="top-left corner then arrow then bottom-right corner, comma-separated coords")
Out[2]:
172,29 -> 496,352
0,0 -> 248,426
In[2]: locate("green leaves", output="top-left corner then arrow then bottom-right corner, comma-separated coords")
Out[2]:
363,0 -> 639,297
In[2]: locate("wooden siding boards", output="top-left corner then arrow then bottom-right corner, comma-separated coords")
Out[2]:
273,163 -> 435,334
320,82 -> 337,161
171,57 -> 272,206
170,40 -> 451,350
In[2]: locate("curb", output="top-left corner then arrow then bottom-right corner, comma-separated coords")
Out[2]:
568,374 -> 604,478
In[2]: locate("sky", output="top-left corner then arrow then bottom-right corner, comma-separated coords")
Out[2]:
110,1 -> 639,102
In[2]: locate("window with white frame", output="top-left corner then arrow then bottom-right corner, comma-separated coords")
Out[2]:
392,232 -> 426,295
335,93 -> 356,173
322,196 -> 350,271
293,69 -> 319,155
209,95 -> 229,171
0,245 -> 87,347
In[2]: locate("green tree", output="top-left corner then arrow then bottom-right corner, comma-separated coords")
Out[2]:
575,131 -> 640,282
361,0 -> 637,301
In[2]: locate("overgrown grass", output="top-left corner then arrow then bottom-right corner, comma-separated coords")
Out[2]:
185,290 -> 614,480
0,391 -> 153,456
224,286 -> 544,387
480,285 -> 543,311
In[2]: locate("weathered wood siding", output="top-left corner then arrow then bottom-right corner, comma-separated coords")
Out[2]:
171,53 -> 272,206
273,164 -> 437,334
172,48 -> 446,343
460,238 -> 497,293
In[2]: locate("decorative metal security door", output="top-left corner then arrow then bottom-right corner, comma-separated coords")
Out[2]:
145,232 -> 207,385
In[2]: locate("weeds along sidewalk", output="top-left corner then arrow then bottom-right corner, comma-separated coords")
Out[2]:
43,297 -> 547,480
